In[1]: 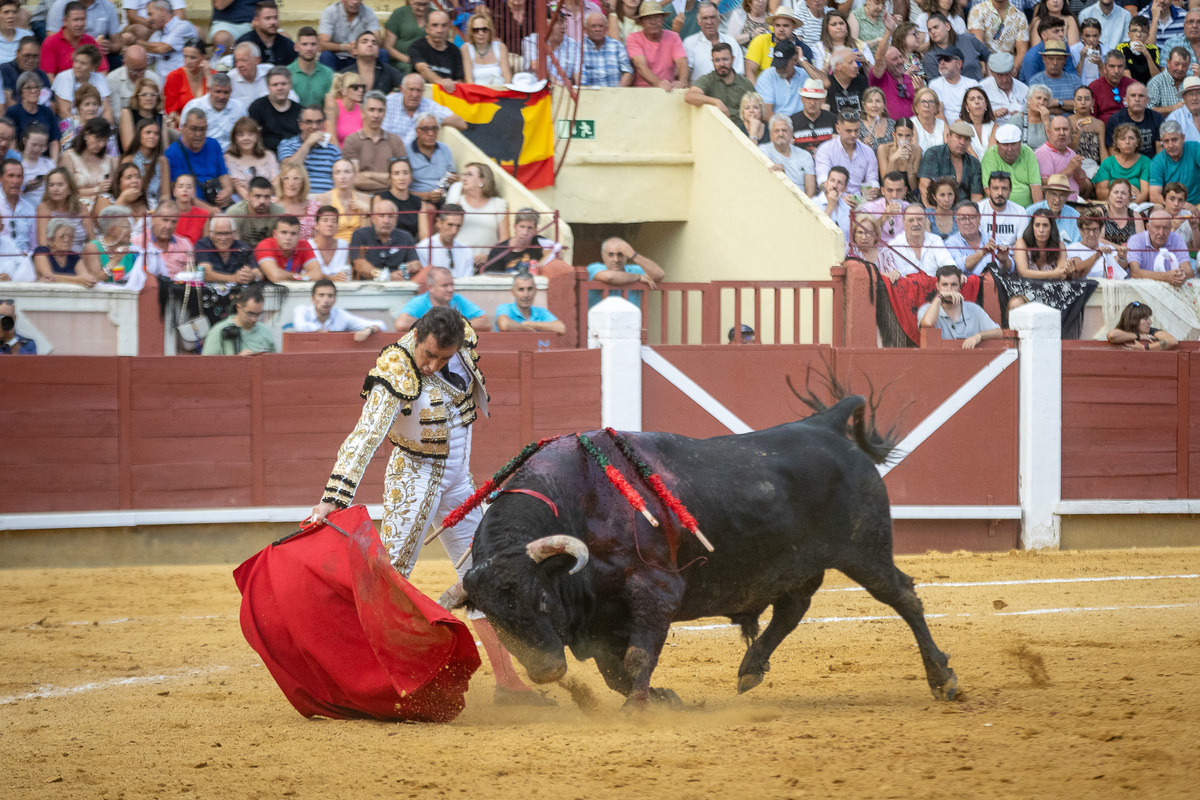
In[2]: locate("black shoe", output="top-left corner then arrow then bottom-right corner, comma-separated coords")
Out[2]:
494,686 -> 558,707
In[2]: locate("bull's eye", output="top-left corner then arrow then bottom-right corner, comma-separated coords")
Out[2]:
538,595 -> 549,614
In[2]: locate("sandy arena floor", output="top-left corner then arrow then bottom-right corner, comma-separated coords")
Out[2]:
1,547 -> 1198,799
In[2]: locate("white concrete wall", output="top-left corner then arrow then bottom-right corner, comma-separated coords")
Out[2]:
1,284 -> 141,356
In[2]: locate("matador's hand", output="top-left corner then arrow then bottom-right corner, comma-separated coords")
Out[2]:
310,501 -> 339,527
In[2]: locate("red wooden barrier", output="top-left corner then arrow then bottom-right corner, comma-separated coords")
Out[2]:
281,331 -> 565,353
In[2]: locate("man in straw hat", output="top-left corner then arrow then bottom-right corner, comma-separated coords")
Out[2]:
626,1 -> 689,89
745,6 -> 821,81
1165,74 -> 1200,140
1019,173 -> 1082,243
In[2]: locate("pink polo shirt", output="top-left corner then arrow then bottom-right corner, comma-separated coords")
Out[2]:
867,69 -> 916,120
1034,143 -> 1079,200
40,31 -> 108,75
625,30 -> 686,87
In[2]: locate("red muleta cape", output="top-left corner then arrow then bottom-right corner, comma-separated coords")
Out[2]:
232,505 -> 481,722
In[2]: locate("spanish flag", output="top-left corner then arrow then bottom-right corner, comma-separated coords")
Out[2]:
433,84 -> 555,190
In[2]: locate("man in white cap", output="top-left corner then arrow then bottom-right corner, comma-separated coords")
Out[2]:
756,37 -> 807,117
685,42 -> 752,119
979,52 -> 1027,119
1166,74 -> 1200,141
790,77 -> 837,155
683,1 -> 742,82
980,123 -> 1043,207
928,45 -> 979,124
760,113 -> 816,195
745,6 -> 821,80
626,0 -> 689,89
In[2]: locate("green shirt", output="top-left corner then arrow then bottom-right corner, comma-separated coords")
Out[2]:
694,70 -> 754,120
1093,154 -> 1152,190
385,6 -> 425,75
201,318 -> 277,355
226,200 -> 285,247
979,143 -> 1042,208
288,60 -> 335,108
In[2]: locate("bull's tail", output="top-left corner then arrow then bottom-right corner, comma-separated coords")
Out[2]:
787,363 -> 900,466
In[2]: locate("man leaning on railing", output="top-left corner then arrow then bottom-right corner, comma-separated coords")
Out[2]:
586,236 -> 665,310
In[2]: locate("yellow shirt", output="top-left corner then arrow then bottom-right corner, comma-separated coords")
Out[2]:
747,32 -> 776,72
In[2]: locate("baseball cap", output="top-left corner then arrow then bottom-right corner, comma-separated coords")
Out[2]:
996,124 -> 1022,144
936,45 -> 964,62
772,38 -> 797,66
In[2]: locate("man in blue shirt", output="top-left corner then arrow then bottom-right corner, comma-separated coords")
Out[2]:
0,299 -> 36,354
1150,119 -> 1200,203
407,111 -> 456,203
277,105 -> 342,194
393,265 -> 490,333
165,108 -> 233,208
495,272 -> 565,334
754,37 -> 806,118
586,236 -> 666,309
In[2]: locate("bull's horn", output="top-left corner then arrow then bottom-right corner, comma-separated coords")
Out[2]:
526,535 -> 589,575
438,582 -> 468,610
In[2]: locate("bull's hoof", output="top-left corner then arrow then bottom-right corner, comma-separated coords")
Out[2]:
737,672 -> 764,694
648,687 -> 683,709
930,670 -> 959,702
495,687 -> 558,707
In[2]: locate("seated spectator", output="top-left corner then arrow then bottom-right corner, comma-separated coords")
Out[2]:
787,79 -> 836,156
1101,179 -> 1146,243
1106,301 -> 1179,349
407,112 -> 454,204
826,46 -> 868,118
313,157 -> 369,242
228,41 -> 271,109
59,116 -> 118,209
1147,45 -> 1188,117
496,271 -> 566,334
1125,209 -> 1195,283
911,87 -> 947,154
7,71 -> 59,160
727,323 -> 756,343
325,71 -> 364,148
122,0 -> 188,30
1090,49 -> 1137,123
580,11 -> 632,87
165,108 -> 232,210
0,0 -> 31,65
585,236 -> 665,309
255,215 -> 320,282
118,118 -> 167,209
36,166 -> 92,248
1116,16 -> 1159,86
1073,19 -> 1104,86
980,52 -> 1027,121
41,2 -> 108,78
1150,120 -> 1200,204
815,112 -> 880,199
683,2 -> 742,83
460,12 -> 511,86
336,92 -> 405,195
94,161 -> 151,235
1036,115 -> 1092,201
1021,173 -> 1081,243
133,198 -> 194,280
195,213 -> 259,283
81,203 -> 136,283
382,73 -> 465,146
384,0 -> 429,71
289,26 -> 334,108
275,162 -> 320,239
408,9 -> 461,91
1028,41 -> 1079,108
237,0 -> 295,67
341,30 -> 400,97
929,45 -> 980,125
2,38 -> 49,110
976,170 -> 1025,248
859,170 -> 910,241
1019,83 -> 1053,151
888,205 -> 957,277
858,87 -> 895,155
207,0 -> 258,51
139,0 -> 196,77
521,17 -> 584,87
19,123 -> 54,206
918,119 -> 984,203
445,161 -> 507,269
414,204 -> 473,280
918,265 -> 1002,348
161,37 -> 210,122
685,42 -> 750,120
744,7 -> 812,80
759,113 -> 816,195
959,86 -> 998,160
1162,181 -> 1196,248
755,38 -> 807,118
947,200 -> 1011,274
482,207 -> 560,274
170,173 -> 208,244
1166,75 -> 1200,140
202,286 -> 276,354
33,216 -> 88,284
925,176 -> 960,240
319,0 -> 380,73
226,175 -> 282,247
626,2 -> 688,89
118,76 -> 164,153
1105,82 -> 1162,158
278,106 -> 341,195
293,277 -> 382,337
0,298 -> 36,353
1019,15 -> 1077,84
58,85 -> 114,155
1143,0 -> 1187,48
224,118 -> 279,201
393,265 -> 490,332
846,213 -> 897,277
308,205 -> 350,278
736,90 -> 768,145
181,73 -> 245,153
966,0 -> 1028,62
50,44 -> 111,124
247,67 -> 301,154
923,15 -> 987,82
377,158 -> 427,242
1067,206 -> 1129,279
349,194 -> 418,280
980,123 -> 1043,207
0,117 -> 18,160
1004,207 -> 1073,306
819,165 -> 851,242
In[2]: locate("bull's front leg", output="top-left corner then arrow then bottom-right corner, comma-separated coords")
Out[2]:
621,574 -> 685,711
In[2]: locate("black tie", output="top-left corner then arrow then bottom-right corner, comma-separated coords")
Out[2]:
439,365 -> 466,391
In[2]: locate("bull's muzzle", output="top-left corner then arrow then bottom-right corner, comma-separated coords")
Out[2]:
525,535 -> 589,574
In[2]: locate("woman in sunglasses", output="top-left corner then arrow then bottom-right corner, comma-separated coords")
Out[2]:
460,12 -> 512,86
325,72 -> 365,148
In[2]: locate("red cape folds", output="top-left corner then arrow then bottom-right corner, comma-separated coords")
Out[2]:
232,506 -> 481,722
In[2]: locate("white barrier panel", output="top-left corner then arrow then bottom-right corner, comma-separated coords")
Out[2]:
0,283 -> 142,355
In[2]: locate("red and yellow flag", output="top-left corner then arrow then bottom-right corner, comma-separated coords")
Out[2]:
433,84 -> 555,190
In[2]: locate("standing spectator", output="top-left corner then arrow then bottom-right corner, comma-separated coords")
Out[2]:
1019,173 -> 1082,243
2,38 -> 50,109
1080,0 -> 1132,55
919,119 -> 984,203
1166,74 -> 1200,140
319,0 -> 380,72
7,72 -> 60,159
140,0 -> 196,77
344,30 -> 400,96
980,52 -> 1027,120
1125,209 -> 1194,282
384,0 -> 429,74
377,158 -> 427,243
929,46 -> 979,124
342,91 -> 406,193
580,11 -> 633,87
293,278 -> 383,335
755,38 -> 806,117
170,174 -> 210,245
684,2 -> 742,83
1089,50 -> 1136,122
414,204 -> 474,280
461,12 -> 513,87
255,214 -> 320,282
407,112 -> 455,204
1148,46 -> 1190,116
119,117 -> 167,208
202,287 -> 276,354
1117,17 -> 1160,85
383,73 -> 464,146
181,73 -> 245,152
408,9 -> 461,91
325,71 -> 364,147
1036,115 -> 1093,200
980,123 -> 1043,206
967,0 -> 1028,63
584,236 -> 665,310
0,299 -> 36,352
496,272 -> 566,334
1149,119 -> 1200,203
208,0 -> 259,52
759,113 -> 816,195
161,37 -> 209,122
0,0 -> 32,66
815,112 -> 880,198
248,67 -> 301,152
627,1 -> 689,90
228,41 -> 270,108
195,214 -> 257,283
869,42 -> 922,121
789,78 -> 837,155
107,46 -> 159,123
225,117 -> 279,200
444,161 -> 507,269
165,108 -> 232,209
350,194 -> 418,279
307,207 -> 350,278
826,47 -> 869,118
1028,40 -> 1080,108
1106,81 -> 1162,156
237,1 -> 295,67
289,27 -> 334,108
41,2 -> 108,78
976,171 -> 1025,247
50,45 -> 112,124
278,106 -> 341,195
226,175 -> 282,247
275,163 -> 320,239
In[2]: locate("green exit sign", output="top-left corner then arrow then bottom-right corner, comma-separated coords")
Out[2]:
556,120 -> 595,140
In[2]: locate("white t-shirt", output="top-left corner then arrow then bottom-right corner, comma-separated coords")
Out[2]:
1066,241 -> 1127,279
928,75 -> 980,124
1070,41 -> 1102,86
307,238 -> 350,276
50,71 -> 112,105
123,0 -> 186,17
976,198 -> 1025,247
887,231 -> 956,276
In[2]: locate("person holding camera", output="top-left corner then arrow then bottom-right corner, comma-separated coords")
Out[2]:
201,286 -> 275,355
165,107 -> 233,210
917,264 -> 1002,348
0,298 -> 36,354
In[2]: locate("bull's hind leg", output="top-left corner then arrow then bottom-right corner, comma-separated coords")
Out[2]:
736,572 -> 825,694
840,562 -> 958,701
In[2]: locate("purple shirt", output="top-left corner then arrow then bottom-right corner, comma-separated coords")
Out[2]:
867,69 -> 917,120
813,137 -> 880,195
1125,230 -> 1191,273
859,197 -> 910,240
1034,143 -> 1080,200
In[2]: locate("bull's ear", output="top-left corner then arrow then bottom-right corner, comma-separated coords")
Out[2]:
437,582 -> 469,610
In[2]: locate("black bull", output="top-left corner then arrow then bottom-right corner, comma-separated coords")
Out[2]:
460,397 -> 958,706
